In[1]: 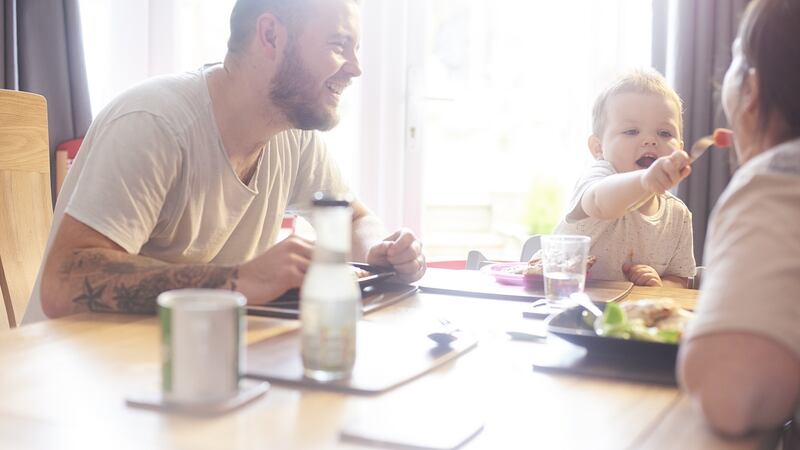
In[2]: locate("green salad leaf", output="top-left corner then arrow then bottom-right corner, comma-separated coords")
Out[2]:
595,302 -> 681,344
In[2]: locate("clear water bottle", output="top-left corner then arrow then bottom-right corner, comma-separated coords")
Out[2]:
300,193 -> 361,381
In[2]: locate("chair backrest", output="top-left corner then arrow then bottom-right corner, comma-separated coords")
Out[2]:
462,235 -> 543,270
519,235 -> 542,262
0,89 -> 52,329
689,266 -> 705,290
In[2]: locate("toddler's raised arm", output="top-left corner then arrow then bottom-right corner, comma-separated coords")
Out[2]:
581,150 -> 690,220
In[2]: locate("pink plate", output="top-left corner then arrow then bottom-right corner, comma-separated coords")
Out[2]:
480,262 -> 544,287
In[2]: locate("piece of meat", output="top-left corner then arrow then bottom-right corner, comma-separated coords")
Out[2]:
524,254 -> 596,276
621,299 -> 684,327
524,255 -> 545,276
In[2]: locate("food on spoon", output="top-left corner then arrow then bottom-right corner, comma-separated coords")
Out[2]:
713,128 -> 734,148
597,299 -> 693,344
689,127 -> 734,163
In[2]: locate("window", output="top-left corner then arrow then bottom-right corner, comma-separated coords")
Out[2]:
79,0 -> 652,260
409,0 -> 653,260
79,0 -> 234,115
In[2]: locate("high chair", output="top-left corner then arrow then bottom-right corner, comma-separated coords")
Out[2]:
433,235 -> 542,270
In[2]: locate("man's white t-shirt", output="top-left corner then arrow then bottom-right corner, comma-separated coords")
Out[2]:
686,138 -> 800,355
24,66 -> 349,322
554,160 -> 696,281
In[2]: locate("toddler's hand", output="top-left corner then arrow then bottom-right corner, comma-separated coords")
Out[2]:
640,150 -> 691,194
622,262 -> 663,287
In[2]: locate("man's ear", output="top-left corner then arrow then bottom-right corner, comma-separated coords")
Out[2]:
255,13 -> 287,60
588,135 -> 603,160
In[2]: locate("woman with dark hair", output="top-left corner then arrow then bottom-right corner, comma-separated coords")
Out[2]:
678,0 -> 800,438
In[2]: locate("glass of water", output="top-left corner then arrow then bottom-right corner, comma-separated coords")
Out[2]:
540,235 -> 591,306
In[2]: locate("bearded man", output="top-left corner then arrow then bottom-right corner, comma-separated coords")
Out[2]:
30,0 -> 426,320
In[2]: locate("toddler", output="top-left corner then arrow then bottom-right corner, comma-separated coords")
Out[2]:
554,69 -> 696,287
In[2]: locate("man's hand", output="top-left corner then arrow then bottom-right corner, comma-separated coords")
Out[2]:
239,235 -> 313,304
366,228 -> 426,283
622,262 -> 663,286
640,150 -> 691,194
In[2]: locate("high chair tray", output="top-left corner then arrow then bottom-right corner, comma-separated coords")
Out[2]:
418,268 -> 632,303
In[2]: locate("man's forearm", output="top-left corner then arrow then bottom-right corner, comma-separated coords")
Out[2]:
582,171 -> 652,219
45,248 -> 238,317
351,214 -> 385,262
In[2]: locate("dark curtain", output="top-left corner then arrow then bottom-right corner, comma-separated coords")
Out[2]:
652,0 -> 749,264
1,0 -> 91,203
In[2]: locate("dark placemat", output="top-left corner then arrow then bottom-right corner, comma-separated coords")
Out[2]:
531,338 -> 677,386
244,321 -> 478,395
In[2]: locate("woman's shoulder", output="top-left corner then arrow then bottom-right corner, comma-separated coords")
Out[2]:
765,138 -> 800,176
720,139 -> 800,208
713,139 -> 800,225
737,137 -> 800,180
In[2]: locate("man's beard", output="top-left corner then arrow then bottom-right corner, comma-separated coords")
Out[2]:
270,45 -> 340,131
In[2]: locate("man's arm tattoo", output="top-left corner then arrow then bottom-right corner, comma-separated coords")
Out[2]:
62,250 -> 239,314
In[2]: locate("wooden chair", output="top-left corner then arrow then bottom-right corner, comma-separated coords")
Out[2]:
0,89 -> 52,329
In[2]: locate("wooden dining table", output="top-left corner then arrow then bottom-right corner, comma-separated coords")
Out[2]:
0,279 -> 780,450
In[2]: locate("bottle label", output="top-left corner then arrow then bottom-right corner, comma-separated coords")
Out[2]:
301,324 -> 357,372
300,297 -> 359,376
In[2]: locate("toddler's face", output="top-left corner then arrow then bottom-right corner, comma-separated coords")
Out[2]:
593,92 -> 683,173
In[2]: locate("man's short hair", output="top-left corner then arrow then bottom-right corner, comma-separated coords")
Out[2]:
591,69 -> 684,138
227,0 -> 318,53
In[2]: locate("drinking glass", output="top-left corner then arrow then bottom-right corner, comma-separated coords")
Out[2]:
540,235 -> 591,306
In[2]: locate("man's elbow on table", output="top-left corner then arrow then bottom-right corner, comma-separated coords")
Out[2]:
679,333 -> 800,437
40,249 -> 75,319
40,274 -> 68,319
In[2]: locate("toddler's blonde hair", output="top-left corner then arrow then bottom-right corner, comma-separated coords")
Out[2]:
591,68 -> 684,139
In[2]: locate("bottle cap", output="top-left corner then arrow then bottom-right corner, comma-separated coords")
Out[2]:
312,192 -> 351,207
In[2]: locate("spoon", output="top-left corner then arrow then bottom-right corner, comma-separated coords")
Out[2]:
427,317 -> 461,346
570,293 -> 610,336
689,128 -> 733,163
569,292 -> 603,318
